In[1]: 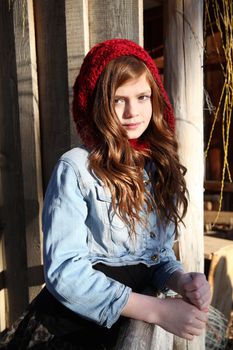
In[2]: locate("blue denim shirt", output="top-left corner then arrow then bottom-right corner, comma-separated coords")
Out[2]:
42,147 -> 183,328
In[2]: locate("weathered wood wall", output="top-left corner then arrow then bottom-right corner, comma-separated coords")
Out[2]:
0,0 -> 29,328
0,0 -> 145,331
13,0 -> 44,304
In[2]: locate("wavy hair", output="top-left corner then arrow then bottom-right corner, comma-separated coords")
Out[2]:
88,56 -> 188,234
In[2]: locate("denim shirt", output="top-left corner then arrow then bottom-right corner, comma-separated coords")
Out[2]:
42,147 -> 183,328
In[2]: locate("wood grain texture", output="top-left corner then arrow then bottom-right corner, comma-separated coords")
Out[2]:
115,310 -> 174,349
0,0 -> 29,326
0,228 -> 6,330
89,0 -> 143,47
65,0 -> 89,148
205,180 -> 233,193
164,1 -> 205,349
12,0 -> 43,302
33,0 -> 71,189
164,0 -> 204,285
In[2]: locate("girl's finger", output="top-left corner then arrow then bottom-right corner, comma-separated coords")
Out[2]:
187,326 -> 204,336
195,311 -> 209,323
199,294 -> 212,311
185,284 -> 211,303
186,287 -> 211,310
184,274 -> 209,292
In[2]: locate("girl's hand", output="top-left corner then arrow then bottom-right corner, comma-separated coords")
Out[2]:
155,297 -> 208,341
177,272 -> 211,311
121,291 -> 208,340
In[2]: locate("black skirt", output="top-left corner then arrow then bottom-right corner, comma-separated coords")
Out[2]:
0,264 -> 155,350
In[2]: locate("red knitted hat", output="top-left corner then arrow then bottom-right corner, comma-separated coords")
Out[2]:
73,38 -> 175,148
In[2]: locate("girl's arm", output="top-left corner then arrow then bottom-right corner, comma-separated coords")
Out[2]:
43,159 -> 131,329
121,291 -> 208,341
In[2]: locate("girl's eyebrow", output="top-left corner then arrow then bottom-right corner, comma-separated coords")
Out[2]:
137,90 -> 151,96
115,90 -> 151,98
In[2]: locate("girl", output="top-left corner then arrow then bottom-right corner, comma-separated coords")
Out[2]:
0,38 -> 211,349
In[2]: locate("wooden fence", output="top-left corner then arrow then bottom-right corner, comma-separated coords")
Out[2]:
0,1 -> 205,349
0,0 -> 143,331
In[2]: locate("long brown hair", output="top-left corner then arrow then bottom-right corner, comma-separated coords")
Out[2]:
88,56 -> 188,234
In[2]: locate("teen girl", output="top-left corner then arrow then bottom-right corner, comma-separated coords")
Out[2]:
0,38 -> 211,350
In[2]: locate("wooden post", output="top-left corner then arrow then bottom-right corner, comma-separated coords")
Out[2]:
0,170 -> 6,330
12,0 -> 44,302
65,0 -> 90,148
65,0 -> 144,147
88,0 -> 143,47
0,0 -> 29,326
164,1 -> 205,349
33,0 -> 71,189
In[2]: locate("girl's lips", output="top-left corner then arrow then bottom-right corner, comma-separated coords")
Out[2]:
123,122 -> 141,129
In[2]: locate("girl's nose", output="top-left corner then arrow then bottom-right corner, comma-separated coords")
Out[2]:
123,101 -> 139,118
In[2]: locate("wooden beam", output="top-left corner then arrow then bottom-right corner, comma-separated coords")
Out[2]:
0,158 -> 6,330
205,210 -> 233,225
33,0 -> 71,189
0,238 -> 6,331
205,180 -> 233,193
115,317 -> 173,349
88,0 -> 143,47
12,0 -> 44,303
27,265 -> 44,287
164,1 -> 205,349
65,0 -> 89,148
0,0 -> 29,326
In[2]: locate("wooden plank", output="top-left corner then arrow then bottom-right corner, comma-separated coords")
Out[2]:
164,1 -> 205,349
208,245 -> 233,321
27,265 -> 44,287
115,318 -> 174,350
204,235 -> 233,260
33,0 -> 71,189
205,210 -> 233,225
205,180 -> 233,192
0,234 -> 6,331
0,159 -> 5,330
12,0 -> 44,302
65,0 -> 89,148
89,0 -> 143,47
0,0 -> 29,326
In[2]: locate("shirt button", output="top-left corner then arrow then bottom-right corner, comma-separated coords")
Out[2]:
151,254 -> 158,261
150,231 -> 156,238
143,179 -> 150,186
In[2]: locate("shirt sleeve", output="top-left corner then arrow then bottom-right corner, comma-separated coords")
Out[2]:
42,160 -> 131,328
151,226 -> 184,292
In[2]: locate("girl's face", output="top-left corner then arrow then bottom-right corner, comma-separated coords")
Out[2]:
114,73 -> 152,139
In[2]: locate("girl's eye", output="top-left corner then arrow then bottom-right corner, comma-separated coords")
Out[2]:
114,98 -> 125,104
138,95 -> 151,101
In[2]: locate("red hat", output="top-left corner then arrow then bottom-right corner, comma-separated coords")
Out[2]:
73,38 -> 175,148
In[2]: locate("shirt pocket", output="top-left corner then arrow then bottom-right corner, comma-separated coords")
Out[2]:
95,185 -> 126,230
94,185 -> 146,253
